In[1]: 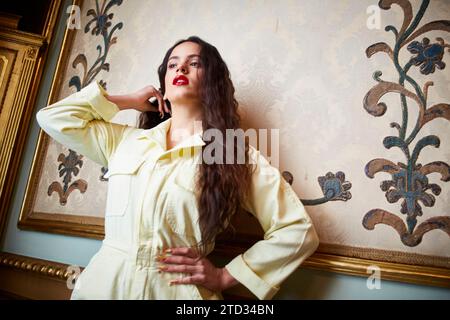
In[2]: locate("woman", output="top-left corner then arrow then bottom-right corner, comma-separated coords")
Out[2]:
36,35 -> 319,300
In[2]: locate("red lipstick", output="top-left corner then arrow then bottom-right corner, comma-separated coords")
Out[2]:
173,75 -> 189,86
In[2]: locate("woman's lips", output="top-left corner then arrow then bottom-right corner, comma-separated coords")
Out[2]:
173,75 -> 189,86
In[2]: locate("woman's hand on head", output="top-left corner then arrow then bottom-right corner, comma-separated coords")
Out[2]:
105,84 -> 170,118
132,85 -> 170,117
156,247 -> 239,293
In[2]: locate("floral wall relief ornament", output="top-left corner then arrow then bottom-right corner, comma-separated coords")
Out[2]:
282,170 -> 352,206
363,0 -> 450,247
48,150 -> 85,205
47,0 -> 123,205
69,0 -> 123,91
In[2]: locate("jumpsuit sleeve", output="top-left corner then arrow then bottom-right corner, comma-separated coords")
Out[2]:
223,147 -> 320,300
36,80 -> 131,168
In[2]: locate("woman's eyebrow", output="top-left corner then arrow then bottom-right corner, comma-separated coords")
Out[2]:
168,54 -> 201,61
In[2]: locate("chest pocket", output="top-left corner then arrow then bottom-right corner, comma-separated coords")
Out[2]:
104,155 -> 146,217
165,169 -> 202,240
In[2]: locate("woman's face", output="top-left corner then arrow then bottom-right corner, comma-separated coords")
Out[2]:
164,41 -> 203,109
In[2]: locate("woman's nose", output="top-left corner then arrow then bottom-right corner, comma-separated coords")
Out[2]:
177,64 -> 188,73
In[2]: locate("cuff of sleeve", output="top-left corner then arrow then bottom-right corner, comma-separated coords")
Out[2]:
224,254 -> 280,300
82,80 -> 120,121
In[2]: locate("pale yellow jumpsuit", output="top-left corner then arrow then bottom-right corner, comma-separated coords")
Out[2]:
36,80 -> 320,300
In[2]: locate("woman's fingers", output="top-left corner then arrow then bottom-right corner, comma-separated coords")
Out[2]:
157,94 -> 164,118
156,247 -> 201,265
142,100 -> 158,113
135,85 -> 170,117
157,248 -> 225,292
165,247 -> 199,259
158,264 -> 201,274
156,88 -> 170,114
152,88 -> 163,117
169,274 -> 205,286
157,99 -> 163,118
159,255 -> 196,265
163,99 -> 170,114
155,90 -> 170,115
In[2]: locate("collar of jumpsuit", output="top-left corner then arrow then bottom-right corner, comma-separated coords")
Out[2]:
136,117 -> 206,163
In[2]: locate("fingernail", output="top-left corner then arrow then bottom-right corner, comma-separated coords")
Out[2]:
158,265 -> 167,271
155,254 -> 165,261
164,249 -> 172,253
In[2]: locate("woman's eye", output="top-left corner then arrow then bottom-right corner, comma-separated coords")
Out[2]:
168,61 -> 200,68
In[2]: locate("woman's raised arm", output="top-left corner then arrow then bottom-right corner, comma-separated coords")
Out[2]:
36,80 -> 135,168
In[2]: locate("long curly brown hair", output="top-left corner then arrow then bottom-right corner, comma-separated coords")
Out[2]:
138,36 -> 255,256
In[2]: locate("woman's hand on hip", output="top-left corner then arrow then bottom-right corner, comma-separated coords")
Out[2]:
156,247 -> 239,292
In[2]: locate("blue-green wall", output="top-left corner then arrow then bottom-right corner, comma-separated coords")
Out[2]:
1,0 -> 449,300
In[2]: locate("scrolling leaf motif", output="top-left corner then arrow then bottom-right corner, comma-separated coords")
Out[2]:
363,0 -> 450,246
